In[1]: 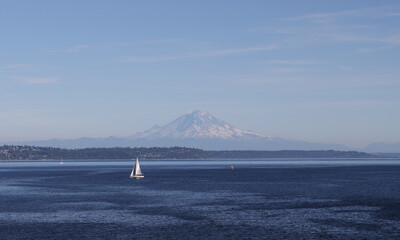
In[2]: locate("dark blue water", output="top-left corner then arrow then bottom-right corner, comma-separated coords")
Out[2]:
1,159 -> 400,239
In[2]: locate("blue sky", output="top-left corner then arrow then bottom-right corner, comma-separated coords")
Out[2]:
1,0 -> 399,147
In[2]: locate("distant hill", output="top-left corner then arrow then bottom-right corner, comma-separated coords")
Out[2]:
208,150 -> 376,159
369,152 -> 400,158
361,142 -> 400,153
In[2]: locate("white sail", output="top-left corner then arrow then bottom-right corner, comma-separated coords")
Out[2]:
134,158 -> 142,176
130,166 -> 135,178
130,157 -> 144,178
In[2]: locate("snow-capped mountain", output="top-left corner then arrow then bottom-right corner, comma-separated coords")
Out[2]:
128,110 -> 347,150
3,110 -> 349,150
132,110 -> 266,139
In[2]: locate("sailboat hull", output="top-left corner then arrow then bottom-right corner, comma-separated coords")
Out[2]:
130,175 -> 144,179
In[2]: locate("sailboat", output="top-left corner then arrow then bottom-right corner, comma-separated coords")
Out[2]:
130,157 -> 144,179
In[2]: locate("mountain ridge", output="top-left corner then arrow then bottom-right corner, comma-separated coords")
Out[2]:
1,110 -> 398,152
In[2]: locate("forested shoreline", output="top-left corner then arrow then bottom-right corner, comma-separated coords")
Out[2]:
0,145 -> 379,160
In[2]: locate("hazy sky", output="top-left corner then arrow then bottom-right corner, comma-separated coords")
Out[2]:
1,0 -> 399,147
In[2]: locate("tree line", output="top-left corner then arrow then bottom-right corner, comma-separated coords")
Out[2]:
0,145 -> 210,160
0,145 -> 375,160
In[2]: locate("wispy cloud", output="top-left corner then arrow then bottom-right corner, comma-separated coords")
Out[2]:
0,110 -> 37,120
0,109 -> 49,129
7,76 -> 58,84
125,55 -> 190,62
143,38 -> 189,44
250,5 -> 400,50
387,13 -> 400,16
337,66 -> 355,71
283,6 -> 400,21
204,46 -> 279,55
53,42 -> 132,53
1,64 -> 30,69
123,45 -> 279,62
315,33 -> 400,45
356,46 -> 393,53
0,64 -> 33,73
264,60 -> 326,65
266,67 -> 308,73
2,94 -> 15,99
257,24 -> 400,46
54,44 -> 92,53
0,64 -> 57,73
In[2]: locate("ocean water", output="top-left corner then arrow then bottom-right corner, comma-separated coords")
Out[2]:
1,159 -> 400,239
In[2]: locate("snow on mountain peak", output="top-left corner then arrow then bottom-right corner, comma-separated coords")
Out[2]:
132,110 -> 266,139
